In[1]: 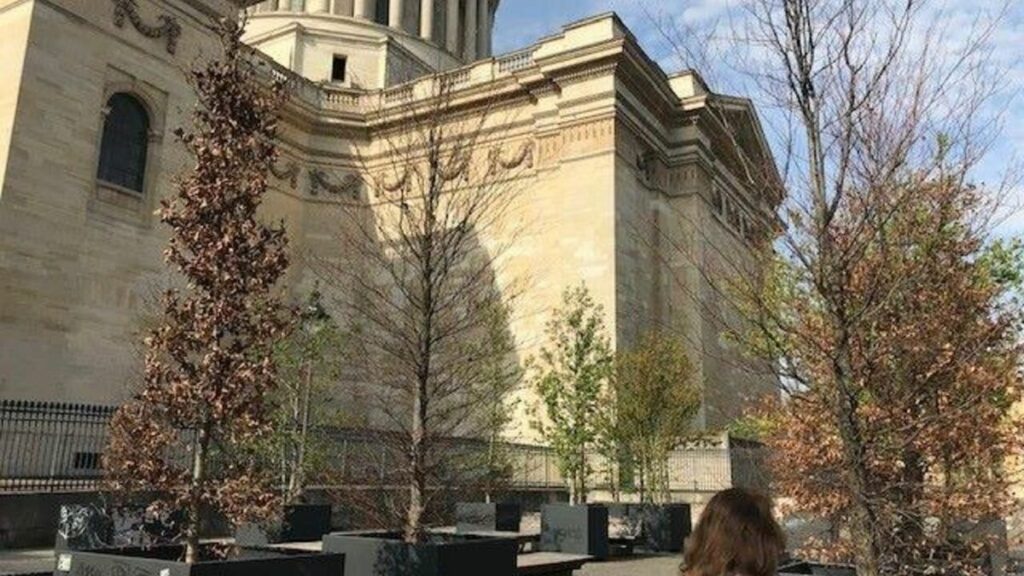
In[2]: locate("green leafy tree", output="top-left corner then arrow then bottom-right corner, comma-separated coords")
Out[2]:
610,331 -> 701,503
466,300 -> 523,503
532,284 -> 613,504
268,288 -> 347,505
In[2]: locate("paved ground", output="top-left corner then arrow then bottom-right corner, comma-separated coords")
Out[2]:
0,548 -> 689,576
578,554 -> 681,575
0,549 -> 52,576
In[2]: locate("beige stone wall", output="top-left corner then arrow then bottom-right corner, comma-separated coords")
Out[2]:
0,0 -> 228,402
0,1 -> 32,193
0,8 -> 779,444
243,12 -> 460,90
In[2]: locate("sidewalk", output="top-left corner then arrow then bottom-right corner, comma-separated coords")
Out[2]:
0,548 -> 52,576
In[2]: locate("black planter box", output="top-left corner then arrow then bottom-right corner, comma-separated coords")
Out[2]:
539,504 -> 609,559
52,545 -> 344,576
779,562 -> 857,576
322,530 -> 517,576
55,504 -> 184,550
455,503 -> 522,533
236,504 -> 333,546
604,503 -> 690,552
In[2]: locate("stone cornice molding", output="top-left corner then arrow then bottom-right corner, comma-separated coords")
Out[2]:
112,0 -> 182,54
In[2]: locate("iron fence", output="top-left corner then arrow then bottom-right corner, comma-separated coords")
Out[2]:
0,400 -> 116,493
0,400 -> 766,496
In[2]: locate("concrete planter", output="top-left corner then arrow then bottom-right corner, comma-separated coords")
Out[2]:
322,531 -> 517,576
52,545 -> 344,576
455,503 -> 522,533
778,562 -> 857,576
539,504 -> 609,559
605,503 -> 690,552
235,504 -> 333,546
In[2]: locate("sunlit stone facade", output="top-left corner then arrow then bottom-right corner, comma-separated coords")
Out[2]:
0,0 -> 780,441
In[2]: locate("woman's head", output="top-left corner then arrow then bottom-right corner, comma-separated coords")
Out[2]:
682,488 -> 786,576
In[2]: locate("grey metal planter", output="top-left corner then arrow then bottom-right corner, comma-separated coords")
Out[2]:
235,504 -> 333,546
778,562 -> 857,576
607,503 -> 689,553
322,531 -> 518,576
52,545 -> 345,576
539,504 -> 609,559
455,503 -> 522,533
55,504 -> 183,551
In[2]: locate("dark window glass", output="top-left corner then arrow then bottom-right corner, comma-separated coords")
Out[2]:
97,93 -> 149,193
332,56 -> 347,82
375,0 -> 389,24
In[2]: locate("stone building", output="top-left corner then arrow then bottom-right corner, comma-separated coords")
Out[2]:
0,0 -> 781,440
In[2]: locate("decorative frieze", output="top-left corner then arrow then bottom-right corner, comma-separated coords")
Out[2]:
438,153 -> 470,182
269,160 -> 300,189
111,0 -> 181,55
380,167 -> 414,193
488,141 -> 534,174
310,169 -> 362,199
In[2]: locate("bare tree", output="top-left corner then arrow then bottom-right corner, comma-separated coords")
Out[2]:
317,76 -> 530,542
644,0 -> 1022,574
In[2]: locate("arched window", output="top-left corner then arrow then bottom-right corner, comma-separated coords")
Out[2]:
97,93 -> 150,193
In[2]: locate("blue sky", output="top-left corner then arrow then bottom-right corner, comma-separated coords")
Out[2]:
493,0 -> 1024,237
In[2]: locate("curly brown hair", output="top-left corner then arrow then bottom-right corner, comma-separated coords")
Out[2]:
682,488 -> 786,576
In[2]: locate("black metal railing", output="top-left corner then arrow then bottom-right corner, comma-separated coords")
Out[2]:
0,400 -> 766,495
0,400 -> 116,493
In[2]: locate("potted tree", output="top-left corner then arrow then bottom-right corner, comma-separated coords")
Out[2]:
237,289 -> 345,546
65,21 -> 343,576
455,304 -> 523,536
601,332 -> 700,553
529,285 -> 613,560
318,75 -> 528,576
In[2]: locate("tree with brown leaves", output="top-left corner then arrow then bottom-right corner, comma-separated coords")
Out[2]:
105,22 -> 290,563
647,0 -> 1023,572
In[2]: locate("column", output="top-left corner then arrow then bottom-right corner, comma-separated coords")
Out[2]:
445,0 -> 459,54
420,0 -> 435,40
308,0 -> 330,12
354,0 -> 374,19
390,0 -> 405,30
463,0 -> 477,61
476,0 -> 490,58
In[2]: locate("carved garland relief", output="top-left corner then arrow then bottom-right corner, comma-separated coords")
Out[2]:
112,0 -> 181,55
310,169 -> 362,199
269,161 -> 299,189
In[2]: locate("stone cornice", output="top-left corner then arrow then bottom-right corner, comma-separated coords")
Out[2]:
260,12 -> 783,208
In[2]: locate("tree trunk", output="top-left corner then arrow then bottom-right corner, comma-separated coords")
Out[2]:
485,427 -> 496,504
405,377 -> 427,543
579,451 -> 587,504
834,352 -> 882,576
638,450 -> 647,504
185,422 -> 211,564
288,359 -> 314,504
